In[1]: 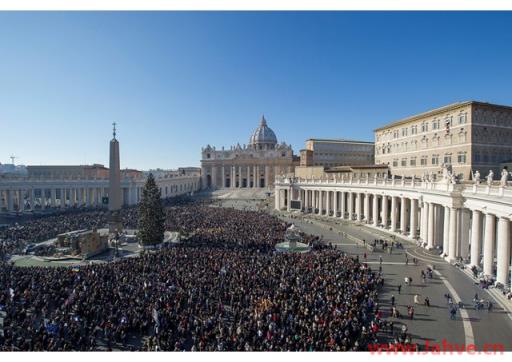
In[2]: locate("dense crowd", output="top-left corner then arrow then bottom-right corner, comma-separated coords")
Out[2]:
0,209 -> 109,259
166,205 -> 290,251
0,200 -> 385,351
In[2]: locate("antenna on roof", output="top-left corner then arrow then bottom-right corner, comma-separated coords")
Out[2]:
9,154 -> 17,165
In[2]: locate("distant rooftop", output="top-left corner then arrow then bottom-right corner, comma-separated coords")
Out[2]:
306,138 -> 374,145
374,100 -> 512,132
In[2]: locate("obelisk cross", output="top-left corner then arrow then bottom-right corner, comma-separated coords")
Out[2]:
112,122 -> 117,139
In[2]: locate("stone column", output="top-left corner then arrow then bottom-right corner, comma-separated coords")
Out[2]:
340,192 -> 345,219
29,189 -> 35,210
7,190 -> 14,212
61,188 -> 66,208
443,206 -> 450,255
459,209 -> 470,260
448,207 -> 458,261
420,202 -> 428,243
247,166 -> 250,188
348,192 -> 353,220
427,202 -> 435,249
77,188 -> 83,206
85,187 -> 91,207
238,166 -> 242,188
390,196 -> 397,232
382,196 -> 388,228
211,166 -> 217,189
274,188 -> 280,209
410,198 -> 418,239
373,194 -> 379,226
221,165 -> 225,188
326,191 -> 331,216
40,189 -> 45,208
333,191 -> 338,217
231,166 -> 235,188
364,193 -> 370,223
265,165 -> 270,188
286,189 -> 291,212
318,191 -> 323,215
355,193 -> 362,221
470,210 -> 482,267
483,213 -> 496,277
496,217 -> 511,286
50,188 -> 56,207
21,190 -> 25,211
400,197 -> 407,234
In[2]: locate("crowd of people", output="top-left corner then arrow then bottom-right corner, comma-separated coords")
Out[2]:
0,209 -> 110,260
0,199 -> 386,351
165,205 -> 290,251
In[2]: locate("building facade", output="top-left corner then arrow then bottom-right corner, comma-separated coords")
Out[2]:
275,172 -> 512,288
201,116 -> 297,189
300,139 -> 374,167
0,172 -> 200,213
374,101 -> 512,180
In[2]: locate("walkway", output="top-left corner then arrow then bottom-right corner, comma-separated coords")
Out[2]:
277,211 -> 512,351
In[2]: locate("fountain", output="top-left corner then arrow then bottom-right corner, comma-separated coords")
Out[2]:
275,224 -> 310,253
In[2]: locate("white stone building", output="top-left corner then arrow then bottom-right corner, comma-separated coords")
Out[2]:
275,170 -> 512,288
0,172 -> 200,213
200,116 -> 297,189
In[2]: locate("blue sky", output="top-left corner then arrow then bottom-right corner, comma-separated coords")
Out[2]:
1,11 -> 511,169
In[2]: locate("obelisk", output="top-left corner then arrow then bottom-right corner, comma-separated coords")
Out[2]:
108,122 -> 122,233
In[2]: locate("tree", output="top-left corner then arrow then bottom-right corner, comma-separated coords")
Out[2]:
137,173 -> 165,245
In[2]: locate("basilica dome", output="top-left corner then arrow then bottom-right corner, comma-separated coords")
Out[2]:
249,116 -> 278,149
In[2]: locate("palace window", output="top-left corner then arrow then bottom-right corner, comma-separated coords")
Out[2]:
458,113 -> 467,124
411,125 -> 417,135
432,119 -> 440,130
431,154 -> 439,166
393,159 -> 398,167
207,153 -> 211,159
420,156 -> 428,166
410,157 -> 417,166
444,153 -> 452,165
401,158 -> 407,167
402,128 -> 408,137
393,130 -> 399,139
421,122 -> 428,132
457,152 -> 467,164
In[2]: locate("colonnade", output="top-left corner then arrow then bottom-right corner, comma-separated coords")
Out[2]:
275,178 -> 512,287
0,176 -> 201,213
205,164 -> 291,189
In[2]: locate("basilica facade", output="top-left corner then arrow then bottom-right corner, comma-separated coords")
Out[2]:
201,116 -> 297,189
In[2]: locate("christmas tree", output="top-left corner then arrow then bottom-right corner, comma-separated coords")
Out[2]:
137,173 -> 165,245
